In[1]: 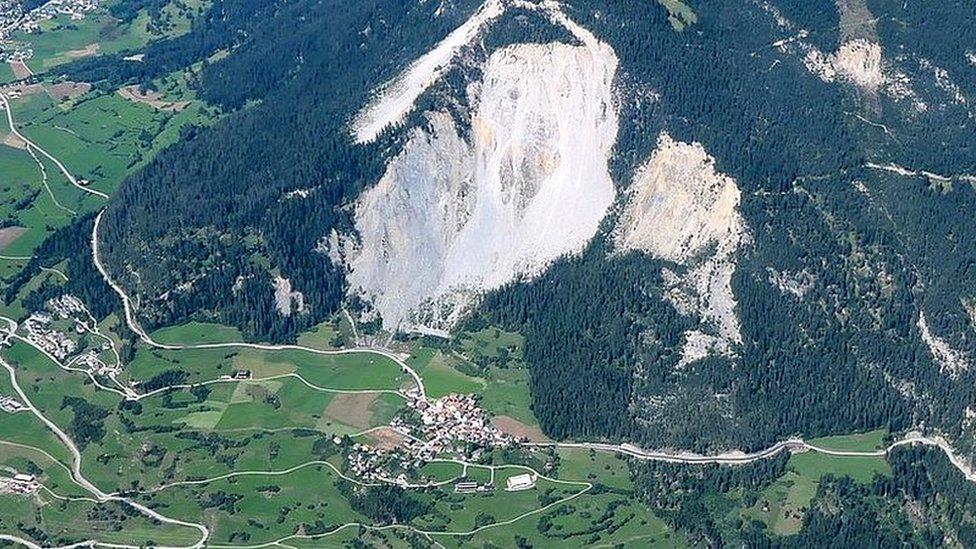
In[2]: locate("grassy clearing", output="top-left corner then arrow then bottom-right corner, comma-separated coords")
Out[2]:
406,345 -> 485,398
457,326 -> 524,365
658,0 -> 697,31
296,319 -> 340,349
556,448 -> 633,490
788,450 -> 890,484
481,365 -> 536,426
151,322 -> 243,345
807,428 -> 887,452
743,438 -> 891,536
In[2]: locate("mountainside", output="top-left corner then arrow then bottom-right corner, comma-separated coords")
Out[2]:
34,0 -> 976,472
340,8 -> 618,334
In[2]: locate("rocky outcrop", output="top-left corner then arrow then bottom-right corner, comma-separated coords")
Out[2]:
615,133 -> 746,366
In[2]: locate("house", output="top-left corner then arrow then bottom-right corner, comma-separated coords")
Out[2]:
454,481 -> 478,494
232,370 -> 252,380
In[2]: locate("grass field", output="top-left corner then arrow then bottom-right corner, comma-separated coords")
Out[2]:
658,0 -> 697,30
0,62 -> 14,84
481,365 -> 537,426
807,428 -> 887,452
457,326 -> 524,366
138,461 -> 366,545
296,319 -> 340,349
406,345 -> 486,398
16,91 -> 212,197
151,322 -> 244,345
742,434 -> 892,536
0,495 -> 203,547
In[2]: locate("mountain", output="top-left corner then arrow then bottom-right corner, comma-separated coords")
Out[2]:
31,0 -> 976,474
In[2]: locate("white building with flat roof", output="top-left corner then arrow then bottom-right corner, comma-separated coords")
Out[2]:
505,473 -> 535,491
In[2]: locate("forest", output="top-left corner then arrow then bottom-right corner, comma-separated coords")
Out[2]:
14,0 -> 976,465
631,446 -> 976,546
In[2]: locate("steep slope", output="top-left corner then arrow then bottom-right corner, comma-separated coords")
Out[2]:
615,133 -> 746,366
342,9 -> 618,333
351,0 -> 506,143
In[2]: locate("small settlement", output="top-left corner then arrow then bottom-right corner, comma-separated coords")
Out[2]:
347,389 -> 514,486
1,0 -> 100,61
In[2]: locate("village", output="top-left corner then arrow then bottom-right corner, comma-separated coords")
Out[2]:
22,294 -> 121,378
345,388 -> 540,492
1,0 -> 99,61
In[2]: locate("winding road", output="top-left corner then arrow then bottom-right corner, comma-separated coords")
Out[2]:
90,211 -> 427,400
4,66 -> 976,548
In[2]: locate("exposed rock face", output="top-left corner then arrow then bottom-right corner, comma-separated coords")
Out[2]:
344,31 -> 619,334
615,133 -> 746,366
803,39 -> 885,93
350,0 -> 506,144
831,39 -> 885,91
918,312 -> 970,377
273,275 -> 305,316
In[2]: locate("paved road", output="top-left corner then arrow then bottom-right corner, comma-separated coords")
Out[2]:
528,434 -> 976,482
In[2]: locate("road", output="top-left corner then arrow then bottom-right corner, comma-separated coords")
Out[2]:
528,434 -> 976,482
0,91 -> 109,200
1,356 -> 211,548
91,210 -> 427,399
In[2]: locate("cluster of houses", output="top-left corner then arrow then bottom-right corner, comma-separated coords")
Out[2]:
0,394 -> 25,413
405,392 -> 512,459
345,443 -> 414,485
23,310 -> 77,360
67,348 -> 118,377
0,473 -> 38,495
347,391 -> 516,486
1,0 -> 99,40
24,296 -> 116,378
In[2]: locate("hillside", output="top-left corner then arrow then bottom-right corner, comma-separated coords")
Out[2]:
2,0 -> 976,545
32,0 -> 976,463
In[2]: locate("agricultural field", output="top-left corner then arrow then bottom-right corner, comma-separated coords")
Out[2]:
13,90 -> 213,198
